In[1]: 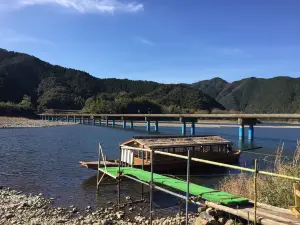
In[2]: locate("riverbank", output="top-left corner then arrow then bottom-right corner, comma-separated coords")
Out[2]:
0,187 -> 199,225
0,117 -> 74,128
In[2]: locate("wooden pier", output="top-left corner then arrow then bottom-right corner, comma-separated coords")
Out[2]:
98,166 -> 300,225
93,142 -> 300,225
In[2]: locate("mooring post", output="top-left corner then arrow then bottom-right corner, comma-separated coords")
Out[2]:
112,120 -> 115,127
154,121 -> 159,132
181,121 -> 186,135
106,119 -> 109,127
186,148 -> 191,225
150,149 -> 154,225
146,121 -> 151,132
122,120 -> 126,129
130,120 -> 134,129
190,121 -> 195,135
254,159 -> 258,225
248,124 -> 254,141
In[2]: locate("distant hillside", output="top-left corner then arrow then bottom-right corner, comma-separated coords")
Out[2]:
0,48 -> 224,114
194,77 -> 300,113
191,77 -> 228,99
145,84 -> 225,112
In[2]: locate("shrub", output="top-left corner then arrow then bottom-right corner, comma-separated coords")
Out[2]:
219,141 -> 300,208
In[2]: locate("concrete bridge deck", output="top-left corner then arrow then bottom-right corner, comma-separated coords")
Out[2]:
39,113 -> 300,140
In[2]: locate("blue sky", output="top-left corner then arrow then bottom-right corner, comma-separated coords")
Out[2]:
0,0 -> 299,83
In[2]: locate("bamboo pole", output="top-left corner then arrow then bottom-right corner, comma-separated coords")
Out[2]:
254,159 -> 258,225
153,150 -> 300,181
119,146 -> 300,181
141,145 -> 144,200
205,201 -> 288,225
150,150 -> 154,225
120,146 -> 300,181
185,149 -> 191,225
118,145 -> 121,206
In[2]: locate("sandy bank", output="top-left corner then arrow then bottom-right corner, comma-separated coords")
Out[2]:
0,117 -> 74,129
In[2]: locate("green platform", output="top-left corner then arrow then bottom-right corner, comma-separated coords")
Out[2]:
99,167 -> 249,205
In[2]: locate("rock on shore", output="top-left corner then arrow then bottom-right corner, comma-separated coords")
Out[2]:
0,187 -> 199,225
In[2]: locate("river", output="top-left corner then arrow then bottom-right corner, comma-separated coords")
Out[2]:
0,124 -> 298,211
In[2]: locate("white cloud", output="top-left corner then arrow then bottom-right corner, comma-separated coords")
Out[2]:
134,37 -> 154,46
0,28 -> 52,45
0,0 -> 144,14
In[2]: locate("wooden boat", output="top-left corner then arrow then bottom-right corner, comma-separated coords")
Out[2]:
80,135 -> 241,172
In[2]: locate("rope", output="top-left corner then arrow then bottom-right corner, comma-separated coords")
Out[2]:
242,150 -> 291,158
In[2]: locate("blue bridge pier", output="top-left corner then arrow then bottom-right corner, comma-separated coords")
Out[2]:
180,117 -> 197,136
238,118 -> 257,141
154,121 -> 159,132
130,120 -> 134,129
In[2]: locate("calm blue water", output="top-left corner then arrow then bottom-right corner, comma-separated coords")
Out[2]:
0,123 -> 299,210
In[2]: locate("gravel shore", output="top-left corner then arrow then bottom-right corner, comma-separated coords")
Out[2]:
0,117 -> 74,129
0,187 -> 198,225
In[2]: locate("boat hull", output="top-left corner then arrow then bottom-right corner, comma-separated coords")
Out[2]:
80,151 -> 240,172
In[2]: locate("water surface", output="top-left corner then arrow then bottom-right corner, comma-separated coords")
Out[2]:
0,124 -> 298,210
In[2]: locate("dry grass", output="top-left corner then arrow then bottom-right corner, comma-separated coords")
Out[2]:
219,140 -> 300,208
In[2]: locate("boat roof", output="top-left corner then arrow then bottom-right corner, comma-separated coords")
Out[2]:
123,135 -> 232,148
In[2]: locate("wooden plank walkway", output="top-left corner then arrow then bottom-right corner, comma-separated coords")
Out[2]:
99,167 -> 248,205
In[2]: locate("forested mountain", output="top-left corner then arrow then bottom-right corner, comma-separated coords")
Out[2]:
194,77 -> 300,113
0,48 -> 223,114
144,85 -> 224,112
191,77 -> 228,99
2,48 -> 299,115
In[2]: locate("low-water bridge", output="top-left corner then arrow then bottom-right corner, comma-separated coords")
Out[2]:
39,113 -> 300,141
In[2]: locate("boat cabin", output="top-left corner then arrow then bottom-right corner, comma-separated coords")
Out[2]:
121,135 -> 240,171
